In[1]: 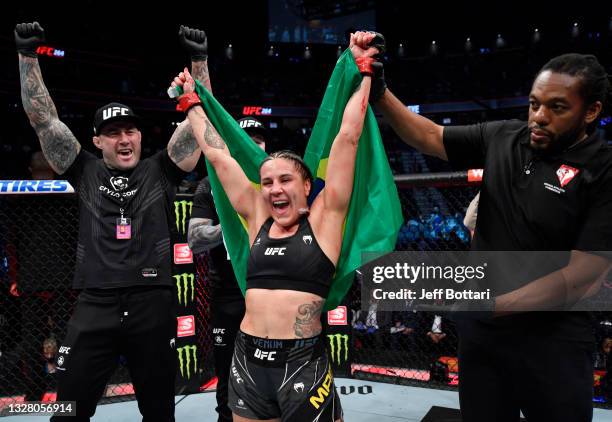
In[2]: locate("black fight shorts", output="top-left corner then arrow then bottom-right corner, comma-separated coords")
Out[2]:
228,330 -> 343,421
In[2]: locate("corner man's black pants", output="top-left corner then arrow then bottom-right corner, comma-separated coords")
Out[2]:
51,286 -> 177,422
210,294 -> 245,422
458,333 -> 594,422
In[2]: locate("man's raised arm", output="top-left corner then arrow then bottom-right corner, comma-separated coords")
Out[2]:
16,22 -> 81,175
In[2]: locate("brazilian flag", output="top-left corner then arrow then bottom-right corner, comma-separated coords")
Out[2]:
194,49 -> 402,310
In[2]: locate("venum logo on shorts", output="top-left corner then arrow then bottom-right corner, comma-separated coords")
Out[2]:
236,398 -> 247,409
302,235 -> 312,245
293,382 -> 305,393
264,247 -> 286,256
309,366 -> 333,409
177,345 -> 198,379
56,356 -> 65,367
253,348 -> 277,361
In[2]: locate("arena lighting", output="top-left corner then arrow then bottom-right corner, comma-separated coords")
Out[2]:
495,34 -> 505,48
36,45 -> 65,58
304,45 -> 312,60
268,45 -> 275,57
464,37 -> 472,52
336,45 -> 342,58
225,43 -> 233,60
397,43 -> 405,57
430,40 -> 438,55
572,22 -> 580,37
533,28 -> 541,43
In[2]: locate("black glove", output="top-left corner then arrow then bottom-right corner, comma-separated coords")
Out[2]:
369,61 -> 387,103
15,22 -> 45,58
367,31 -> 386,60
179,25 -> 208,61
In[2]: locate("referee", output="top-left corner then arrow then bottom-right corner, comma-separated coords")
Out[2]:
188,117 -> 267,422
373,51 -> 612,421
15,22 -> 208,421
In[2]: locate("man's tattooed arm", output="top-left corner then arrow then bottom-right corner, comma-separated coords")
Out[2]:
294,300 -> 324,338
167,119 -> 200,171
166,58 -> 212,171
19,56 -> 80,175
187,217 -> 223,253
191,60 -> 212,94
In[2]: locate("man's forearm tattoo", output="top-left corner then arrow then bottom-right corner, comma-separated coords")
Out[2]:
169,120 -> 199,164
19,57 -> 57,128
192,60 -> 212,94
19,56 -> 78,174
294,300 -> 324,338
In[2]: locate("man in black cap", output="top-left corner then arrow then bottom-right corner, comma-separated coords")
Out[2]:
15,22 -> 211,421
188,116 -> 268,422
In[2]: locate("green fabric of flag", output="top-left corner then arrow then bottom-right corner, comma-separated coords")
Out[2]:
194,49 -> 402,311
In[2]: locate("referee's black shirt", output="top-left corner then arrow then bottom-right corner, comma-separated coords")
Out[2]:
443,120 -> 612,341
64,149 -> 188,289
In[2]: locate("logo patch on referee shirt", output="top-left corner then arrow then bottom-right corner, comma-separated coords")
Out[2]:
556,164 -> 579,187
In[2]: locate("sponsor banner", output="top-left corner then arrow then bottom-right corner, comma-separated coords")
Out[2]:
0,180 -> 74,194
177,344 -> 198,379
174,200 -> 193,235
173,243 -> 193,264
177,315 -> 195,337
327,306 -> 348,326
173,273 -> 195,306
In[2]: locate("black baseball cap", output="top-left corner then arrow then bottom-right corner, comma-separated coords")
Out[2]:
93,102 -> 142,135
237,117 -> 268,139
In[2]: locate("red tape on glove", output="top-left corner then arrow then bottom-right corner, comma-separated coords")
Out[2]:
176,92 -> 202,113
355,57 -> 375,76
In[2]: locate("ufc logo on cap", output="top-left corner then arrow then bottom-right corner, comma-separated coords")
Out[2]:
103,107 -> 129,120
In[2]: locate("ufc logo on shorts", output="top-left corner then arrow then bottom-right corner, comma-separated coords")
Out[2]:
254,348 -> 276,361
103,107 -> 129,120
264,247 -> 286,256
213,328 -> 225,334
59,346 -> 71,354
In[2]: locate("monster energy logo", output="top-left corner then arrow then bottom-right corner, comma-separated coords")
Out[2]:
177,345 -> 198,379
174,200 -> 193,235
173,273 -> 195,306
327,334 -> 349,365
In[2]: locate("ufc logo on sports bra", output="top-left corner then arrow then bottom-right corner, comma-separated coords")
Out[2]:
254,348 -> 276,361
264,247 -> 286,256
103,107 -> 129,120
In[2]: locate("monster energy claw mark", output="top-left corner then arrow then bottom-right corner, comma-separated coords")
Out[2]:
177,345 -> 198,379
174,200 -> 193,234
173,273 -> 195,306
327,334 -> 349,364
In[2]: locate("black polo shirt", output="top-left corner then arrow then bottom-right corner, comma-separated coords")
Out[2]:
64,149 -> 188,289
443,120 -> 612,341
191,177 -> 242,299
